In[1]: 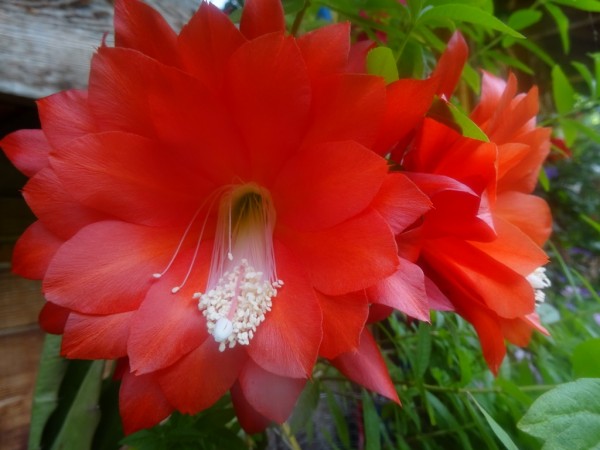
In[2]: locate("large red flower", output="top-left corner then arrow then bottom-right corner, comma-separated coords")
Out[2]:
1,0 -> 434,434
396,33 -> 552,373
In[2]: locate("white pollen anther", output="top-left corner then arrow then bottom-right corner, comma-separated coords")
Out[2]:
227,252 -> 234,261
197,259 -> 282,351
527,267 -> 551,305
213,317 -> 234,342
152,273 -> 162,279
171,286 -> 181,294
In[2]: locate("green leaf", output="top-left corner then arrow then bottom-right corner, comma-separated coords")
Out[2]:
28,335 -> 68,450
413,323 -> 432,379
427,97 -> 490,142
571,61 -> 595,96
519,379 -> 600,450
362,390 -> 381,450
544,3 -> 570,53
289,381 -> 320,433
325,386 -> 351,449
507,9 -> 543,30
468,393 -> 519,450
539,166 -> 550,191
418,5 -> 524,38
282,0 -> 306,14
50,361 -> 104,450
572,339 -> 600,378
561,118 -> 600,143
367,47 -> 399,84
580,213 -> 600,233
552,65 -> 576,115
593,53 -> 600,98
550,0 -> 600,12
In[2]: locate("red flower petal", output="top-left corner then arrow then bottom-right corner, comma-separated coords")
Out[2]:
457,301 -> 506,375
23,168 -> 108,240
406,173 -> 496,241
89,48 -> 250,184
374,77 -> 438,155
297,23 -> 350,81
424,276 -> 454,312
431,31 -> 468,99
39,302 -> 70,335
468,217 -> 548,277
37,90 -> 97,148
0,130 -> 50,177
239,0 -> 285,39
114,0 -> 179,66
62,311 -> 133,359
177,2 -> 246,89
120,369 -> 173,435
158,340 -> 246,414
225,33 -> 310,183
231,381 -> 271,434
280,209 -> 398,296
274,141 -> 388,231
424,239 -> 536,319
318,291 -> 369,359
238,359 -> 306,423
497,129 -> 551,194
128,246 -> 211,374
495,192 -> 552,246
50,132 -> 208,227
368,259 -> 429,321
248,242 -> 322,378
332,328 -> 399,403
44,221 -> 178,314
12,221 -> 63,280
370,173 -> 431,235
303,74 -> 386,149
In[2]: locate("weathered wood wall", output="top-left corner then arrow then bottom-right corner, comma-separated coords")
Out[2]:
0,2 -> 202,449
0,0 -> 201,99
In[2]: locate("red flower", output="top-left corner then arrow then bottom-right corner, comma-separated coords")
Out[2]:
1,0 -> 433,434
396,33 -> 552,373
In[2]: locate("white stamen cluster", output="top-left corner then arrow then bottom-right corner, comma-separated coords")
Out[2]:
195,259 -> 283,352
526,267 -> 551,305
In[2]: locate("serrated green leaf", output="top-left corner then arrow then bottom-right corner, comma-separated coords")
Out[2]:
545,3 -> 570,53
468,393 -> 519,450
427,97 -> 490,142
50,361 -> 104,450
552,65 -> 576,115
519,379 -> 600,450
28,335 -> 68,450
367,47 -> 399,84
362,390 -> 381,450
418,5 -> 524,38
571,339 -> 600,378
550,0 -> 600,12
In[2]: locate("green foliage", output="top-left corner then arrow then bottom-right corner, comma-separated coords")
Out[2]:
518,379 -> 600,449
28,1 -> 600,449
121,400 -> 246,450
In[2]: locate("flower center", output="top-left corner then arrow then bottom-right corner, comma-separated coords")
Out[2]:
194,184 -> 283,351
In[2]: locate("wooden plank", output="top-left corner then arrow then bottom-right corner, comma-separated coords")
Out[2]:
0,328 -> 45,450
0,0 -> 202,99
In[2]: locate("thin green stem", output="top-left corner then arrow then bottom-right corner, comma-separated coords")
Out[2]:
290,1 -> 310,36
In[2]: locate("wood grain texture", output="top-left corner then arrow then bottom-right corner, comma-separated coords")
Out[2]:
0,0 -> 202,99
